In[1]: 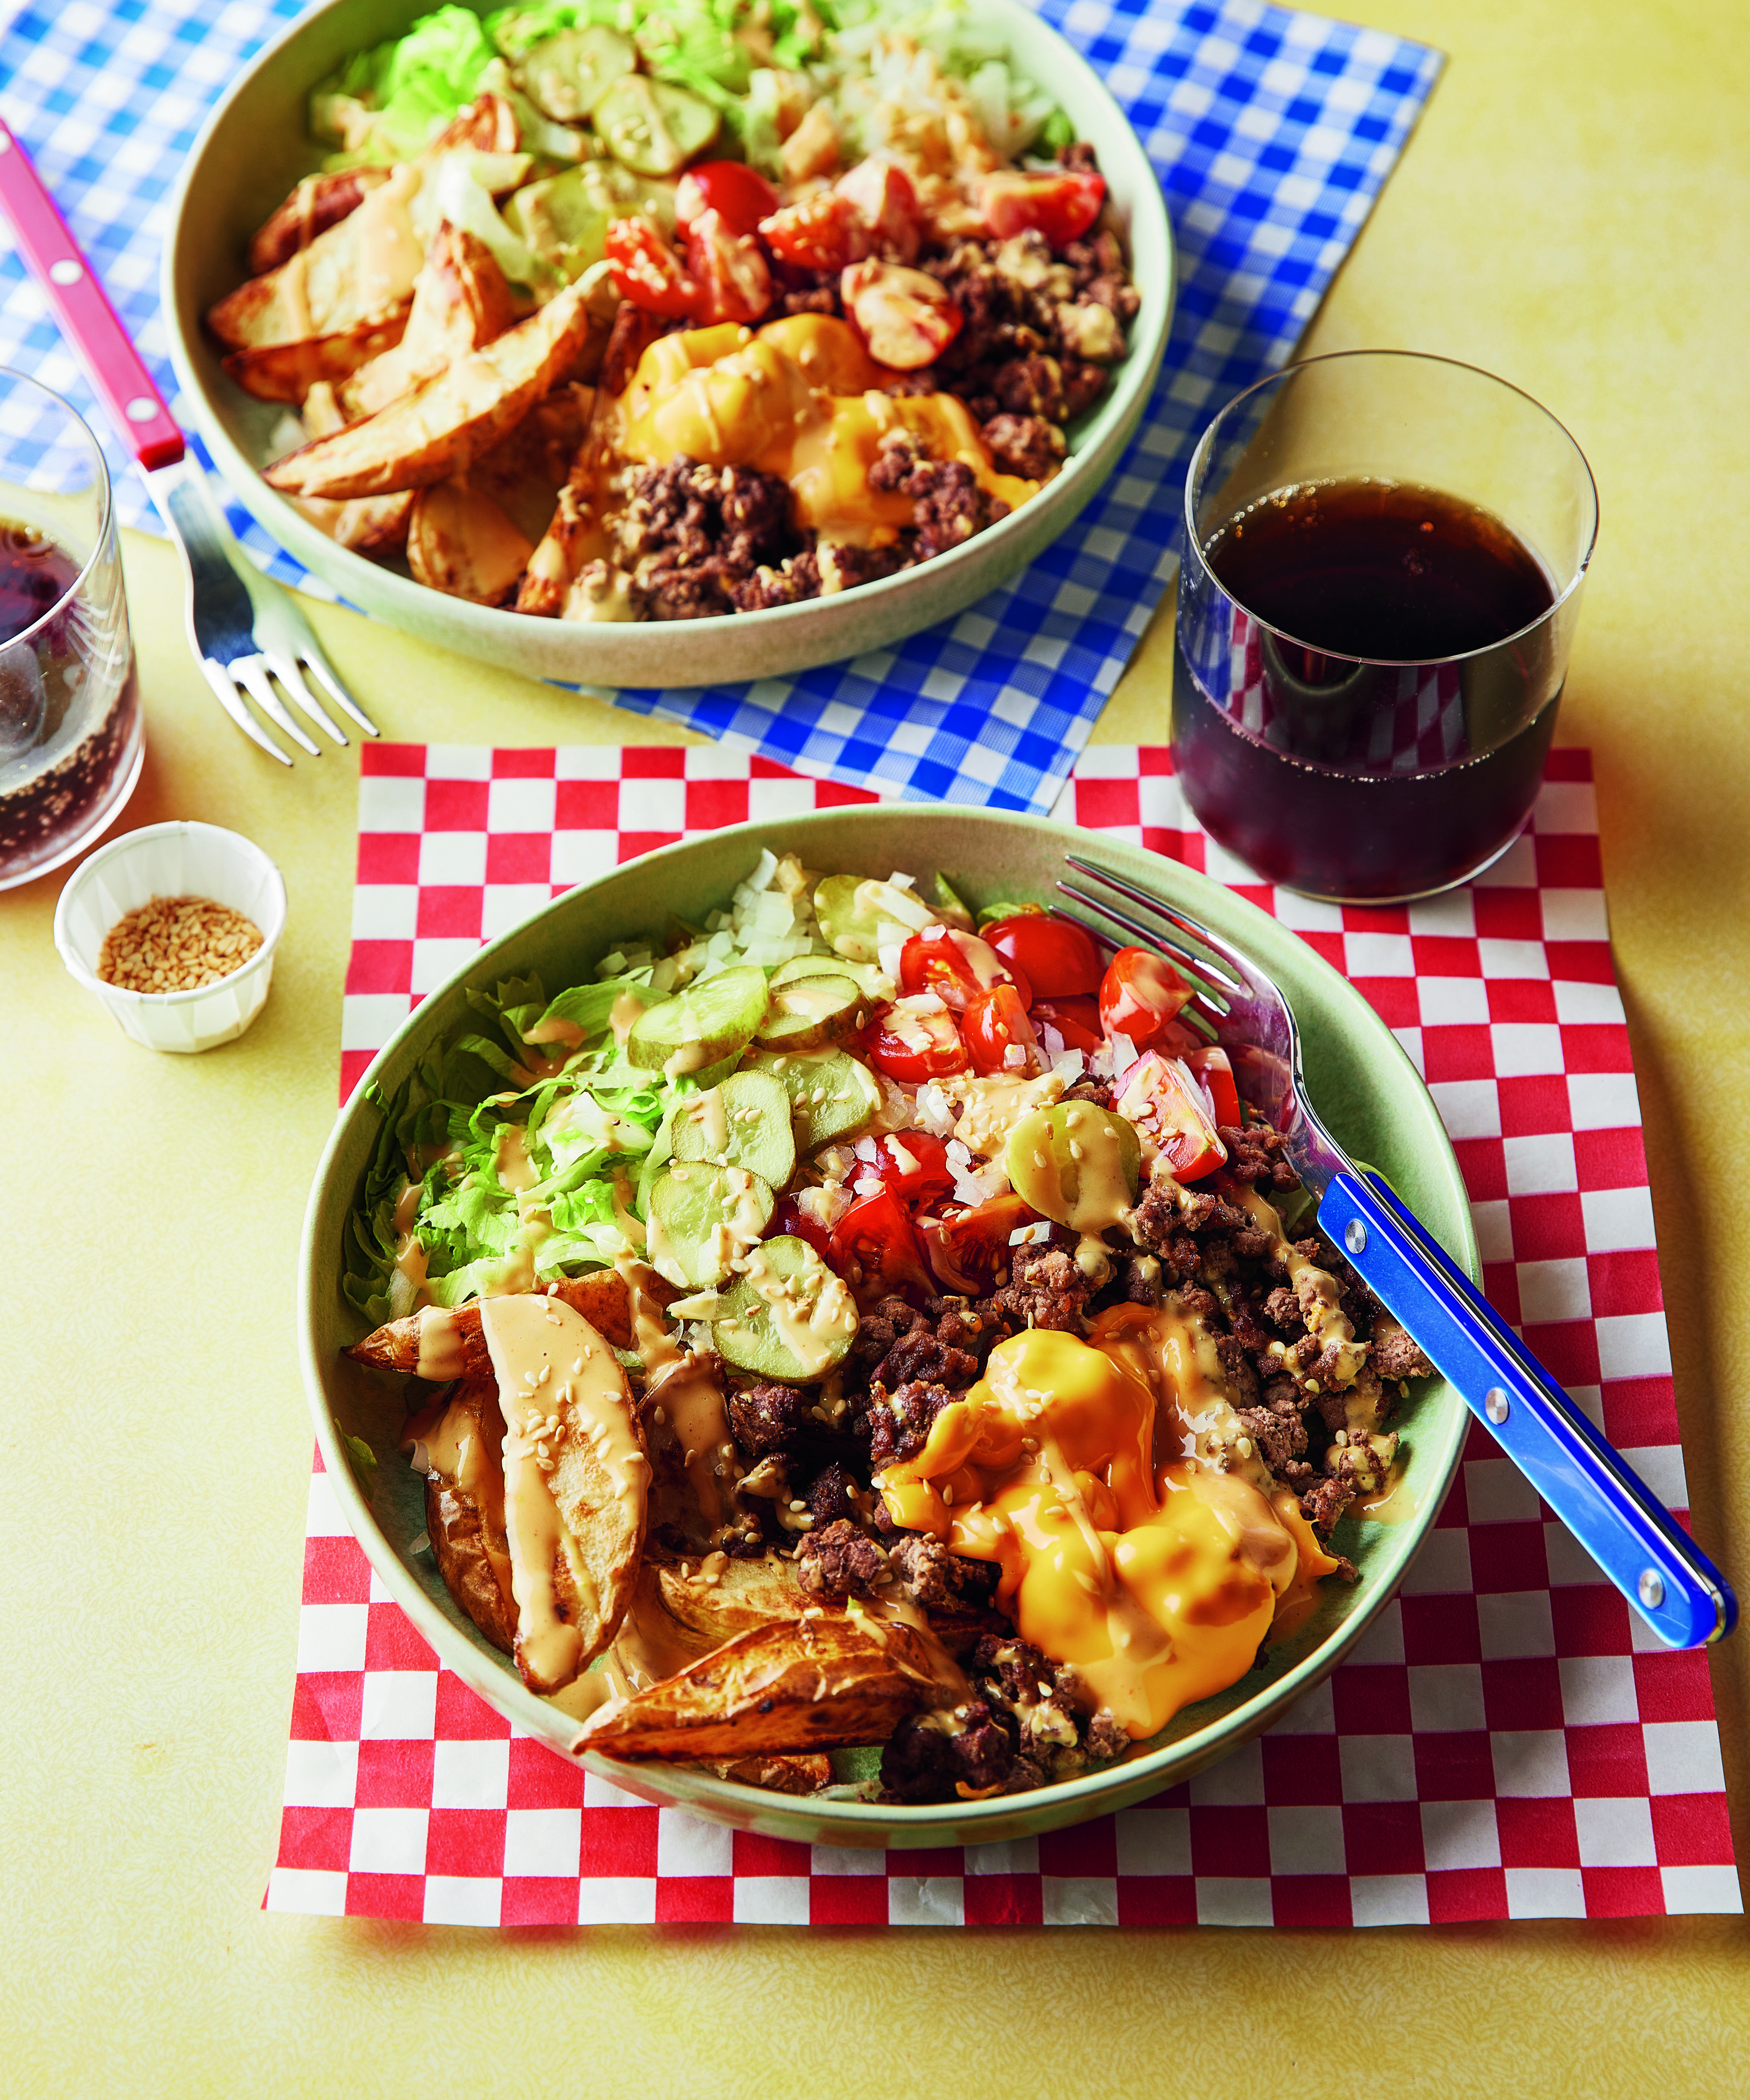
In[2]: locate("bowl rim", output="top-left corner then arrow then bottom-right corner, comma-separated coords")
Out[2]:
159,0 -> 1177,664
298,805 -> 1478,1841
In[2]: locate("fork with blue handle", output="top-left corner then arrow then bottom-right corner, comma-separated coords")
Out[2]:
1059,854 -> 1736,1651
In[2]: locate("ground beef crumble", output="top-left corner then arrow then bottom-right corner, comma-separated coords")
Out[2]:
705,1071 -> 1434,1799
569,144 -> 1141,623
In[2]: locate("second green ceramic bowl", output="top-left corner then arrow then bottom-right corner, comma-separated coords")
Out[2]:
162,0 -> 1175,690
298,807 -> 1476,1848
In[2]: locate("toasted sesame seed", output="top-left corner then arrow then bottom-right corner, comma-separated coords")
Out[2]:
97,893 -> 263,994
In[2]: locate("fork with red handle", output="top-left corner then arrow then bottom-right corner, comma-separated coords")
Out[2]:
0,119 -> 375,764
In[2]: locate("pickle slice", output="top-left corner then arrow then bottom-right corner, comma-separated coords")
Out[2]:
670,1067 -> 796,1186
812,873 -> 933,965
755,973 -> 870,1054
592,74 -> 719,176
647,1162 -> 774,1289
748,1046 -> 881,1153
1006,1103 -> 1141,1231
770,954 -> 890,1000
712,1235 -> 858,1382
518,25 -> 636,121
627,963 -> 769,1075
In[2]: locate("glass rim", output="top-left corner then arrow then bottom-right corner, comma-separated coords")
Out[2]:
0,365 -> 117,657
1181,347 -> 1601,672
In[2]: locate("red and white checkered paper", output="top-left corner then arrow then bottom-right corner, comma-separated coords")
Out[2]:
269,742 -> 1740,1929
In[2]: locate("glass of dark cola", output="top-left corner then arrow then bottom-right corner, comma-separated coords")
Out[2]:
0,369 -> 141,890
1173,351 -> 1598,902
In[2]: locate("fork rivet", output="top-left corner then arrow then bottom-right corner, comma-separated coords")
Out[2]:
1637,1569 -> 1665,1611
1344,1219 -> 1367,1256
1484,1387 -> 1510,1426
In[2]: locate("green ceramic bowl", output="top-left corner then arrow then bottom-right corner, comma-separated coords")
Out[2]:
299,808 -> 1476,1850
162,0 -> 1175,689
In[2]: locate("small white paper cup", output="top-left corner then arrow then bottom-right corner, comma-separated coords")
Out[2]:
53,820 -> 287,1053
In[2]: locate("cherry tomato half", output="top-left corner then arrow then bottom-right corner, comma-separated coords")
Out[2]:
1030,995 -> 1103,1054
831,1185 -> 935,1299
962,982 -> 1040,1075
835,157 -> 921,262
863,1001 -> 970,1084
765,1195 -> 838,1268
1099,946 -> 1193,1053
1114,1050 -> 1227,1182
605,218 -> 700,319
867,1130 -> 957,1207
684,207 -> 772,325
675,161 -> 779,240
919,1193 -> 1039,1294
898,928 -> 1030,1013
979,168 -> 1106,247
983,910 -> 1103,998
758,192 -> 871,272
1183,1045 -> 1240,1131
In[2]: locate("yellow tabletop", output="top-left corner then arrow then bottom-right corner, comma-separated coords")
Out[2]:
3,0 -> 1746,2091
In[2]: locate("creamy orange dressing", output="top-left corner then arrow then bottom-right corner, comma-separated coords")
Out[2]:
876,1326 -> 1338,1737
480,1294 -> 647,1693
940,1069 -> 1064,1156
412,1303 -> 469,1380
613,315 -> 1038,548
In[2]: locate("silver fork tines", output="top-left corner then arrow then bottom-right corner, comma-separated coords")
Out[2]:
145,458 -> 377,765
1055,853 -> 1349,1193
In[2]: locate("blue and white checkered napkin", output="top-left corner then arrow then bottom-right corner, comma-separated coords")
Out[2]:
0,0 -> 1440,811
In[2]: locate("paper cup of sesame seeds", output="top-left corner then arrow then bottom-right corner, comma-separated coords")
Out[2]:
53,820 -> 286,1053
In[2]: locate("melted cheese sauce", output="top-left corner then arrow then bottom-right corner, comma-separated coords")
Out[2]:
876,1327 -> 1339,1738
611,315 -> 1040,548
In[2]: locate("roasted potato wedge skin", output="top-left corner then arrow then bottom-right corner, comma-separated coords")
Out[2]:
248,167 -> 391,276
223,309 -> 411,403
287,381 -> 415,553
431,90 -> 521,156
265,274 -> 600,500
339,222 -> 516,422
576,1614 -> 936,1760
701,1753 -> 834,1795
414,1378 -> 518,1654
652,1551 -> 807,1640
347,1269 -> 651,1376
407,482 -> 534,605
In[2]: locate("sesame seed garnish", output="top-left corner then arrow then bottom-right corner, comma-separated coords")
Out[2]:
97,893 -> 263,994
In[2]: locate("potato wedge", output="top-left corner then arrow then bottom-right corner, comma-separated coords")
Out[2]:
575,1612 -> 940,1759
408,482 -> 534,604
286,382 -> 414,553
702,1753 -> 835,1794
516,483 -> 611,616
404,1378 -> 517,1654
339,222 -> 517,422
430,90 -> 522,157
265,272 -> 600,500
481,1294 -> 649,1694
223,309 -> 412,405
652,1550 -> 808,1640
248,166 -> 393,276
466,383 -> 592,543
347,1268 -> 651,1378
208,163 -> 425,353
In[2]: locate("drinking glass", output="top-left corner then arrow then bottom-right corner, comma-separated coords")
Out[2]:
1172,351 -> 1598,902
0,369 -> 141,890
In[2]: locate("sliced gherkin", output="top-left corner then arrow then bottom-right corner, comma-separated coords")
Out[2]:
517,25 -> 636,122
669,1067 -> 796,1186
647,1162 -> 774,1288
592,74 -> 719,176
754,973 -> 869,1054
626,962 -> 768,1074
712,1235 -> 858,1382
747,1046 -> 880,1153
